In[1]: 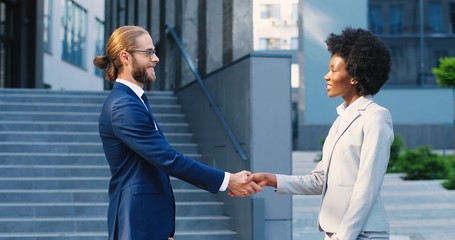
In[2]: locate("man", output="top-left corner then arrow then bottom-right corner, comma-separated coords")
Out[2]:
94,25 -> 260,240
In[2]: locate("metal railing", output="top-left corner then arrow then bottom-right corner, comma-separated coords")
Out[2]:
165,24 -> 248,161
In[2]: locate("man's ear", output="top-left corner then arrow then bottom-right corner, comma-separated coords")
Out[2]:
351,78 -> 358,85
119,51 -> 130,65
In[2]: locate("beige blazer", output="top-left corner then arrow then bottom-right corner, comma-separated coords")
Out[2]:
276,96 -> 394,240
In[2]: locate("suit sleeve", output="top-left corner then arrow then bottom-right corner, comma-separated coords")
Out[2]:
276,158 -> 325,195
336,108 -> 394,240
110,99 -> 224,194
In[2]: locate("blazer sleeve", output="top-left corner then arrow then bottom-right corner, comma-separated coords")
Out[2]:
276,159 -> 325,195
110,98 -> 225,194
336,107 -> 394,240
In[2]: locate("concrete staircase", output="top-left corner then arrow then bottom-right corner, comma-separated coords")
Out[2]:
0,89 -> 236,240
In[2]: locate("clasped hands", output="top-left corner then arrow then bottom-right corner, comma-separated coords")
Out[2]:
227,171 -> 275,197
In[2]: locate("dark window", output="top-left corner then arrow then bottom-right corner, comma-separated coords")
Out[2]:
94,18 -> 104,78
260,4 -> 280,19
449,2 -> 455,33
43,0 -> 52,53
258,38 -> 280,50
428,2 -> 444,33
61,0 -> 87,68
390,4 -> 404,34
369,4 -> 383,34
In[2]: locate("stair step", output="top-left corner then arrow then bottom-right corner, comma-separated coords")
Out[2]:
0,102 -> 182,113
0,94 -> 178,105
0,153 -> 107,165
0,230 -> 236,240
0,121 -> 190,132
0,217 -> 106,234
174,230 -> 237,240
0,202 -> 108,218
0,165 -> 110,177
0,201 -> 225,217
0,177 -> 109,190
0,189 -> 109,203
0,232 -> 107,240
0,216 -> 231,233
0,142 -> 198,154
0,111 -> 185,122
0,152 -> 202,165
0,131 -> 193,143
0,189 -> 217,203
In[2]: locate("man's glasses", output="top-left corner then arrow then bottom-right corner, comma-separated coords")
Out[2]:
128,49 -> 156,59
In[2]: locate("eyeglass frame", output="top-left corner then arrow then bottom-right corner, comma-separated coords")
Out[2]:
127,49 -> 157,59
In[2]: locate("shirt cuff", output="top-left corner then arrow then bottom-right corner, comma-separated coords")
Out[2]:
219,172 -> 230,191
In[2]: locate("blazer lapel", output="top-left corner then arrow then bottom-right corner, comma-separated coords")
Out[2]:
113,82 -> 163,132
332,97 -> 373,145
322,97 -> 374,182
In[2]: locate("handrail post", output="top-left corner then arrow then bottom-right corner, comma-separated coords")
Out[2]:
165,24 -> 248,161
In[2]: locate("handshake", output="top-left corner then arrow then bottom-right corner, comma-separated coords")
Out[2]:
227,170 -> 277,197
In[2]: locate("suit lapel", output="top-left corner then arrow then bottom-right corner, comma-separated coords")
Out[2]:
322,97 -> 374,185
113,82 -> 163,133
331,96 -> 373,150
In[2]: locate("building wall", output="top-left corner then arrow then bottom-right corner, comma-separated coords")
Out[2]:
43,0 -> 105,91
175,53 -> 293,240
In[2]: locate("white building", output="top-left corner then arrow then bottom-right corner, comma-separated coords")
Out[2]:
43,0 -> 105,91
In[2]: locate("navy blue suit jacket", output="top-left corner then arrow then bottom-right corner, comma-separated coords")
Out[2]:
99,82 -> 225,240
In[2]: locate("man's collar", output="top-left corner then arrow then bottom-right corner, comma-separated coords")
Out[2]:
116,78 -> 144,98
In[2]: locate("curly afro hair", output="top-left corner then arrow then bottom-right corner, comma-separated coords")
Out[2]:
325,27 -> 391,96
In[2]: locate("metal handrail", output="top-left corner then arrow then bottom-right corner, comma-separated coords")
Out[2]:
166,24 -> 248,161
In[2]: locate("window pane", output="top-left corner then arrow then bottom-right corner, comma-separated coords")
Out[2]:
450,3 -> 455,33
43,0 -> 52,52
428,2 -> 443,33
260,4 -> 280,19
259,38 -> 267,50
61,0 -> 87,68
291,4 -> 298,21
390,4 -> 404,34
291,37 -> 298,50
369,4 -> 383,34
94,18 -> 105,77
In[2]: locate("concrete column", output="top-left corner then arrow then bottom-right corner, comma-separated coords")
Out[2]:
178,0 -> 198,86
205,0 -> 223,74
232,0 -> 253,60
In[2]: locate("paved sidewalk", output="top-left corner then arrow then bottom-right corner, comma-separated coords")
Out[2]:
291,151 -> 455,240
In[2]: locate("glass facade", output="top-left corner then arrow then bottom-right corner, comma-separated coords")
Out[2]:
61,0 -> 87,68
43,0 -> 52,53
94,17 -> 104,78
368,0 -> 455,87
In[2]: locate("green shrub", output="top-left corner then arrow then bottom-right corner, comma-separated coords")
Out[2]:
442,155 -> 455,189
400,146 -> 450,180
314,138 -> 325,162
387,134 -> 406,173
432,57 -> 455,88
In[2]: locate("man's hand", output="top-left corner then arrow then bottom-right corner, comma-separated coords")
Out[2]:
227,170 -> 263,197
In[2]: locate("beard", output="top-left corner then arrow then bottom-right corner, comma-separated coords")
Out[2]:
131,57 -> 156,84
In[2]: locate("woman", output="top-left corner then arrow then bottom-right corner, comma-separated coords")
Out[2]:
242,27 -> 394,240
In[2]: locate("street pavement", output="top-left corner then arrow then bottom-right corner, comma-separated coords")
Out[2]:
291,151 -> 455,240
